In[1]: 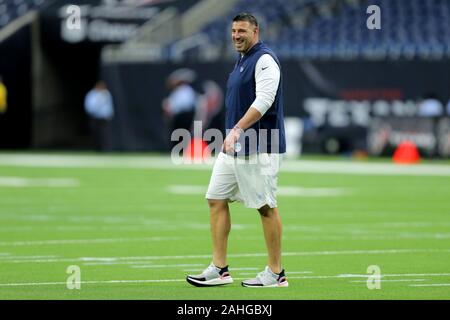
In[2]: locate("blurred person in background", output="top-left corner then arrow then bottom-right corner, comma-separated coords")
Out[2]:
84,80 -> 114,151
186,13 -> 288,288
0,76 -> 7,114
417,92 -> 443,117
162,68 -> 197,147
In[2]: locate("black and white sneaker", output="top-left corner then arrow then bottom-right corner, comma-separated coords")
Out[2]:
186,263 -> 233,287
241,266 -> 288,287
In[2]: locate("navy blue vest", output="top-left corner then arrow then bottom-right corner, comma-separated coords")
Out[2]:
225,42 -> 286,156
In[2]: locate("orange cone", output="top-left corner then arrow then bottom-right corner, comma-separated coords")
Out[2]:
392,140 -> 420,164
184,138 -> 210,161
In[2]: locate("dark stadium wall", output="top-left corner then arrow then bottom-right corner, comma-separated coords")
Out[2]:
101,62 -> 228,152
32,18 -> 102,149
0,26 -> 32,149
30,0 -> 201,150
101,59 -> 450,156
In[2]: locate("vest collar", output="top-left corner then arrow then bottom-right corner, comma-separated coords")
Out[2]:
240,41 -> 263,59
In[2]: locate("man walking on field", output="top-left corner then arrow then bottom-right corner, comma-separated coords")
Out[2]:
186,13 -> 288,288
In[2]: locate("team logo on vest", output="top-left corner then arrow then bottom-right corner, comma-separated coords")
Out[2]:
240,66 -> 244,73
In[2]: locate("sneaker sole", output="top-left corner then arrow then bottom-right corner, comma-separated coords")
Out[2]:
186,276 -> 233,287
241,282 -> 289,288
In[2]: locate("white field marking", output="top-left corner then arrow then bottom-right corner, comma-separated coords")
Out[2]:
0,237 -> 181,246
0,214 -> 182,226
183,267 -> 258,272
377,222 -> 450,228
1,248 -> 449,264
0,176 -> 79,187
350,279 -> 426,283
1,273 -> 450,288
1,153 -> 450,176
0,279 -> 186,287
249,273 -> 450,280
237,271 -> 313,276
81,261 -> 203,267
337,273 -> 450,278
168,185 -> 350,197
0,226 -> 158,232
409,284 -> 450,287
81,257 -> 128,262
0,255 -> 57,261
274,234 -> 450,241
129,264 -> 204,269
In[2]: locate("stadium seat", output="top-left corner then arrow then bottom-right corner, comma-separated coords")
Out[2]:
164,0 -> 450,61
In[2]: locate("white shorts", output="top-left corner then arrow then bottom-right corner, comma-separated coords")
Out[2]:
205,152 -> 282,209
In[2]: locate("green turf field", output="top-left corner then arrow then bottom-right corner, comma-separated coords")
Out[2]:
0,153 -> 449,299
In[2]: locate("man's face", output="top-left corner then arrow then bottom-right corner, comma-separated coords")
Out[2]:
231,21 -> 258,54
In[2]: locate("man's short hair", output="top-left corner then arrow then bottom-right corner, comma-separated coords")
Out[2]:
232,12 -> 258,27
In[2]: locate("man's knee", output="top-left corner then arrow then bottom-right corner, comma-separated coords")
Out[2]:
207,198 -> 228,210
258,204 -> 272,217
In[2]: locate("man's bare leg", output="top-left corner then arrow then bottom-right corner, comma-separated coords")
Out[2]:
208,199 -> 231,268
258,205 -> 282,274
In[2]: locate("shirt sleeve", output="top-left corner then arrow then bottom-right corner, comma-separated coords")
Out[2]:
251,54 -> 280,116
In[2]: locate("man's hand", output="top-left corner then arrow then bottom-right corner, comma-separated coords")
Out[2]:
223,125 -> 244,154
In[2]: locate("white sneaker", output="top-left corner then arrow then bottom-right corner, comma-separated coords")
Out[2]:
241,266 -> 288,288
186,263 -> 233,287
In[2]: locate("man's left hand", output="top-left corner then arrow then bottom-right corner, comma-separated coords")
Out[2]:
223,126 -> 243,154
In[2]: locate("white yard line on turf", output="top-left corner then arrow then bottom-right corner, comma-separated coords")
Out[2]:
1,273 -> 450,287
0,279 -> 185,287
350,279 -> 426,282
0,255 -> 57,260
182,267 -> 259,272
1,154 -> 450,176
168,185 -> 351,197
336,273 -> 450,278
409,284 -> 450,287
237,271 -> 313,276
0,177 -> 79,187
129,264 -> 204,269
1,248 -> 449,264
0,237 -> 181,246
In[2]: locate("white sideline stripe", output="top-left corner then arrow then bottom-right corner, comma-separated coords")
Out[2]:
0,280 -> 185,287
350,279 -> 426,283
409,284 -> 450,287
0,255 -> 57,260
0,237 -> 181,246
337,273 -> 450,278
1,248 -> 448,264
168,185 -> 350,197
238,271 -> 313,276
1,273 -> 450,287
1,154 -> 450,176
183,267 -> 258,272
129,264 -> 204,269
0,177 -> 79,187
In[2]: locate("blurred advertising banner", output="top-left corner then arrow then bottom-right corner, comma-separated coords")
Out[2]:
284,60 -> 450,119
282,60 -> 450,155
101,60 -> 450,155
368,117 -> 450,158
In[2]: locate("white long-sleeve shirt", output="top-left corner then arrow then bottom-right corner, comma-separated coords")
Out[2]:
167,84 -> 197,115
84,89 -> 114,120
251,54 -> 281,116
